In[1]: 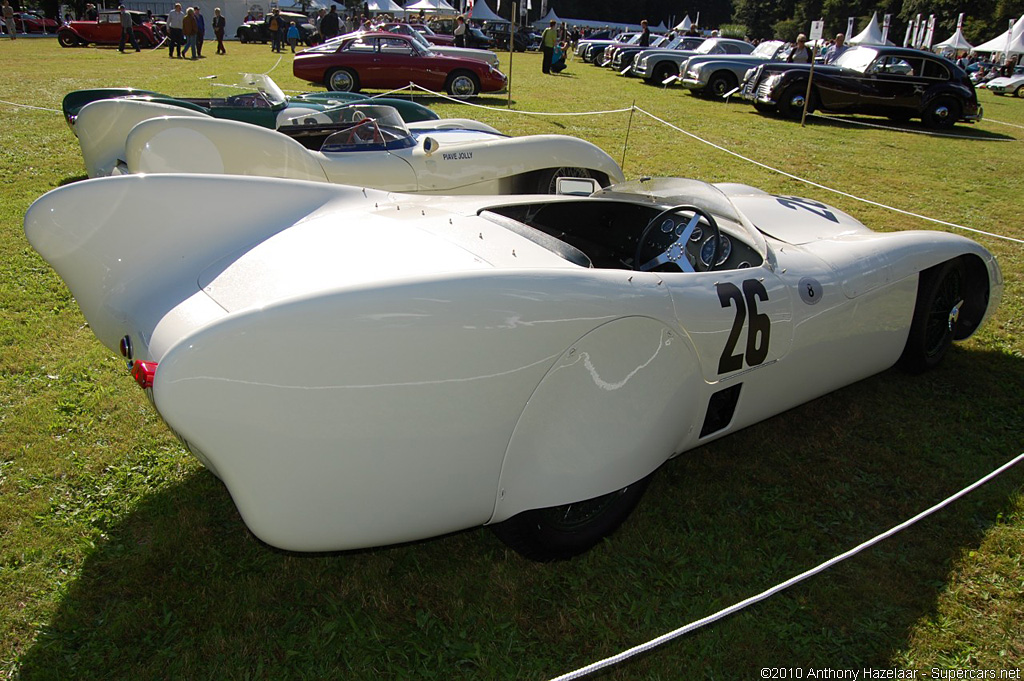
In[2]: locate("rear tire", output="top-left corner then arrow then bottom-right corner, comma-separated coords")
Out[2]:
650,61 -> 676,84
490,475 -> 652,561
921,96 -> 961,129
1015,84 -> 1024,98
898,259 -> 967,373
326,68 -> 359,92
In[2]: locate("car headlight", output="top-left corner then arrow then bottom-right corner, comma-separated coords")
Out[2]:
686,69 -> 699,79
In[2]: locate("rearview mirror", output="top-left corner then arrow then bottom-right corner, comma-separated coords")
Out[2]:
555,177 -> 600,196
422,136 -> 439,156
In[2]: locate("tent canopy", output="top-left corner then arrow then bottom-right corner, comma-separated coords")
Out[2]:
674,14 -> 692,31
405,0 -> 458,13
972,14 -> 1024,55
468,0 -> 508,23
849,12 -> 892,46
367,0 -> 405,12
933,27 -> 973,52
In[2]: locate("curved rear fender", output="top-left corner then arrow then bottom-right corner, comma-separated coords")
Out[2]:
490,316 -> 700,523
126,117 -> 330,182
75,99 -> 210,177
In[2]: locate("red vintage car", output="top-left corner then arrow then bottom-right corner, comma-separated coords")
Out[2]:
0,12 -> 59,33
57,9 -> 159,48
293,32 -> 506,96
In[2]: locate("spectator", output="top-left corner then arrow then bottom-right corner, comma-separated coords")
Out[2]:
286,20 -> 299,52
638,19 -> 650,47
551,41 -> 567,73
117,4 -> 140,52
266,8 -> 283,53
453,14 -> 466,47
194,6 -> 204,57
787,33 -> 811,63
2,0 -> 15,39
320,5 -> 339,40
823,33 -> 846,64
541,19 -> 556,74
167,2 -> 184,57
86,3 -> 98,20
212,7 -> 226,54
182,6 -> 198,59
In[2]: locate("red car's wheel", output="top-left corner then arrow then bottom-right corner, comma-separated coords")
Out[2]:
57,29 -> 81,47
325,68 -> 359,92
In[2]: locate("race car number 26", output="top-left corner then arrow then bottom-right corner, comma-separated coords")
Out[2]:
717,279 -> 770,375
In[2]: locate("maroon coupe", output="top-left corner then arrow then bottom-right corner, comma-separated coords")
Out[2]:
293,32 -> 506,96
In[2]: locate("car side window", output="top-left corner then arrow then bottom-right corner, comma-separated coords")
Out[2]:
381,37 -> 414,56
922,59 -> 951,80
871,56 -> 915,76
346,37 -> 377,53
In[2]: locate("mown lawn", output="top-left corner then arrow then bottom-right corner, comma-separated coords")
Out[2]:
1,38 -> 1022,680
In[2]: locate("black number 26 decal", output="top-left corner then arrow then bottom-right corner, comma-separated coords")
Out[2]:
717,279 -> 771,375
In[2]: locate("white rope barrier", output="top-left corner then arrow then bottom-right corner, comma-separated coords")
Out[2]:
0,99 -> 60,113
635,107 -> 1024,246
549,451 -> 1024,681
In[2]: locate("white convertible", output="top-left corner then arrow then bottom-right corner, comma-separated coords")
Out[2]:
25,174 -> 1001,560
73,102 -> 625,194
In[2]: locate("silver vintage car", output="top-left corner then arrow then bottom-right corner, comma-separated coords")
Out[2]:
680,40 -> 788,98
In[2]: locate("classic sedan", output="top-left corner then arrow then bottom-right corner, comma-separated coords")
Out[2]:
236,11 -> 315,46
57,9 -> 158,47
632,37 -> 754,84
293,32 -> 507,95
741,46 -> 983,128
680,40 -> 788,98
25,174 -> 1001,559
99,104 -> 625,194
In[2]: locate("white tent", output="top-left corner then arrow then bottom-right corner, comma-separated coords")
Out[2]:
368,0 -> 405,13
933,27 -> 973,52
536,8 -> 558,24
674,14 -> 691,32
405,0 -> 458,13
849,12 -> 892,46
653,21 -> 668,32
972,14 -> 1024,55
469,0 -> 508,24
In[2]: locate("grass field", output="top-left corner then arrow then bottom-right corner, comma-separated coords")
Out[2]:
1,38 -> 1023,680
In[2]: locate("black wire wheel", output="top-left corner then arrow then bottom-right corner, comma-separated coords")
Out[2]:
898,259 -> 967,373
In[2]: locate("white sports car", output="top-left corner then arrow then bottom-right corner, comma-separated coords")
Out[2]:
77,103 -> 625,195
25,174 -> 1001,560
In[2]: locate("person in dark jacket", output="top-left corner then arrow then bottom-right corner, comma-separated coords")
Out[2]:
212,7 -> 226,54
319,5 -> 339,40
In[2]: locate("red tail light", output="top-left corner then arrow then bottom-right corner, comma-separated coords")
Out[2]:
131,361 -> 157,389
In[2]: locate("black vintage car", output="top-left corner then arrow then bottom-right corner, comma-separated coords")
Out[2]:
236,11 -> 315,46
740,45 -> 982,129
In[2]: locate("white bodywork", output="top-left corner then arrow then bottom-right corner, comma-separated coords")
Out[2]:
984,72 -> 1024,95
25,175 -> 1001,552
74,101 -> 625,194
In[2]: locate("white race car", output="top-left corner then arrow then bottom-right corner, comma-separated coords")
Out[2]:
25,174 -> 1001,560
73,102 -> 625,194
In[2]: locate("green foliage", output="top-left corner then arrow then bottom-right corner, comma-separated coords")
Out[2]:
718,23 -> 749,39
1,39 -> 1023,680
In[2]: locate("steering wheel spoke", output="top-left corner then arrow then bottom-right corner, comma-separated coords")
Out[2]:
633,205 -> 721,273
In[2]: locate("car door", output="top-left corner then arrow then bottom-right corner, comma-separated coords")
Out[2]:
860,55 -> 926,116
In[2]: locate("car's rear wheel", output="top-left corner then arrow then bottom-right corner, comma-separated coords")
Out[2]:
707,71 -> 738,98
1015,84 -> 1024,98
898,259 -> 967,373
445,70 -> 480,96
921,96 -> 961,129
489,475 -> 652,561
326,68 -> 359,92
237,31 -> 248,43
57,30 -> 79,47
777,82 -> 811,119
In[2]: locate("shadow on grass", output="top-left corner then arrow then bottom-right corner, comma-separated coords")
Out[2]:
16,347 -> 1024,679
737,108 -> 1017,141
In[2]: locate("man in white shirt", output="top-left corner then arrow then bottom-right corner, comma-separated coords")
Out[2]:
167,2 -> 184,58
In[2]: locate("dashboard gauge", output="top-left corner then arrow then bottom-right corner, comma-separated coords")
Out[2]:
738,261 -> 751,269
660,218 -> 675,233
700,235 -> 732,266
688,225 -> 703,242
